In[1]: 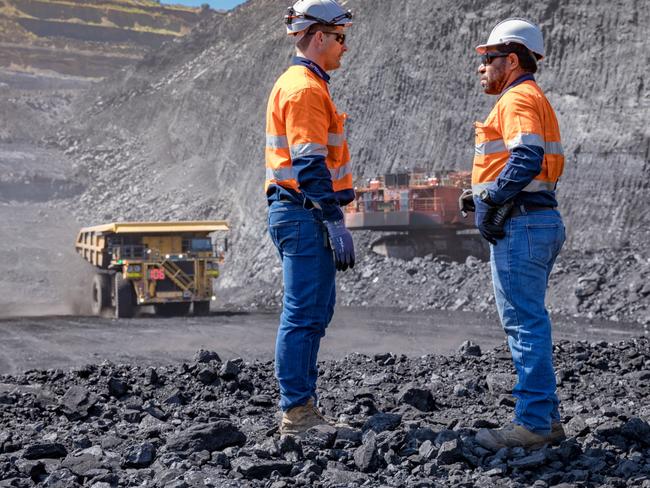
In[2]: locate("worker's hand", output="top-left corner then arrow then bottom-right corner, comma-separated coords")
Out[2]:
324,219 -> 355,271
477,207 -> 506,245
458,189 -> 475,217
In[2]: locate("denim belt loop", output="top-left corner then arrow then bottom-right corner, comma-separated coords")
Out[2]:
519,204 -> 527,216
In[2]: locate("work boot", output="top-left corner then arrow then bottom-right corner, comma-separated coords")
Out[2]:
280,398 -> 333,436
475,423 -> 557,451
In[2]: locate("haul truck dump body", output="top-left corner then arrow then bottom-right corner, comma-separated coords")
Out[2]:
75,221 -> 229,318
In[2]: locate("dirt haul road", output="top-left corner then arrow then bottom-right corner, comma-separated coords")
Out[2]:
0,308 -> 644,376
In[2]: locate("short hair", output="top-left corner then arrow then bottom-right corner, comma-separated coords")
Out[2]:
296,23 -> 329,51
495,43 -> 539,74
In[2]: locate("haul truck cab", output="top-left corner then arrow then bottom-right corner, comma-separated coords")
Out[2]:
74,221 -> 229,318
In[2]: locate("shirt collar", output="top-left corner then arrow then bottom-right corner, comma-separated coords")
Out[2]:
504,73 -> 535,92
292,56 -> 330,83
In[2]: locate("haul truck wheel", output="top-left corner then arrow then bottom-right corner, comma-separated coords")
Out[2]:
115,274 -> 136,318
193,301 -> 210,316
154,302 -> 190,317
91,274 -> 111,316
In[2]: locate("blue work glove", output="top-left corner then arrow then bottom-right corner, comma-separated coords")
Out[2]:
324,219 -> 355,271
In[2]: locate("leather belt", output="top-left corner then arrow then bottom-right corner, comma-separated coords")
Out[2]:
510,205 -> 555,217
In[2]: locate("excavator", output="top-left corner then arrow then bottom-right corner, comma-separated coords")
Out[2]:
344,170 -> 487,261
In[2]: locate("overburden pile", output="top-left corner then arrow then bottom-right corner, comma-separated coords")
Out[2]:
1,339 -> 649,487
243,238 -> 650,327
57,0 -> 649,320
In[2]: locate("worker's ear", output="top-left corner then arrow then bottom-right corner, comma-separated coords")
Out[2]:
507,52 -> 519,69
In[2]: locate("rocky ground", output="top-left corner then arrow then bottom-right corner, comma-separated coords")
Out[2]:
0,339 -> 648,487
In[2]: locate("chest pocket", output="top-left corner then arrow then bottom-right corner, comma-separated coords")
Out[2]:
474,121 -> 506,155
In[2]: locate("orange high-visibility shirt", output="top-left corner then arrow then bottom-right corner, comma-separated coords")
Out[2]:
265,61 -> 353,220
472,75 -> 564,207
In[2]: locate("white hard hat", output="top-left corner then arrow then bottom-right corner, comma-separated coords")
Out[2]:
284,0 -> 353,35
475,18 -> 544,59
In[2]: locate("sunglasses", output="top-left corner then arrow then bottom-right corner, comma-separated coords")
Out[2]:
321,31 -> 346,45
480,52 -> 510,65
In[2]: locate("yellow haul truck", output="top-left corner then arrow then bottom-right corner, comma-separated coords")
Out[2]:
75,221 -> 229,318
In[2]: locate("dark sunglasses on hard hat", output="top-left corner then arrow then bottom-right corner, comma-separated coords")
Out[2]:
480,52 -> 510,65
321,31 -> 346,44
284,6 -> 353,26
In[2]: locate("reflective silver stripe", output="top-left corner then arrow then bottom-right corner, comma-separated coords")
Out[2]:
507,132 -> 545,150
522,179 -> 556,192
266,134 -> 288,149
475,139 -> 507,155
545,141 -> 564,155
290,143 -> 328,159
330,162 -> 352,180
508,134 -> 564,155
327,132 -> 345,147
472,179 -> 556,194
266,166 -> 295,181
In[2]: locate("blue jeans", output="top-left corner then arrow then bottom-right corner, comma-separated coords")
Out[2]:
490,208 -> 565,435
268,201 -> 336,411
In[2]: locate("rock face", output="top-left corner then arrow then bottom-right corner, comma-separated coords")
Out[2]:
1,340 -> 648,486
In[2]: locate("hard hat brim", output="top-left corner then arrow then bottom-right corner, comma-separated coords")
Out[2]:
286,21 -> 352,36
475,43 -> 489,54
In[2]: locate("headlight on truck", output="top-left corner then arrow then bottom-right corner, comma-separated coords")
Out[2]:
126,264 -> 143,278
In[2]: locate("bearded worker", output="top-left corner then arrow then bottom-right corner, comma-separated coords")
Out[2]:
264,0 -> 355,435
466,18 -> 567,450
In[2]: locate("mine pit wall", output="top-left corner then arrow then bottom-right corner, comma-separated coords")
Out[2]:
16,18 -> 175,47
6,0 -> 202,33
0,44 -> 140,79
0,0 -> 208,77
13,0 -> 188,32
67,0 -> 649,294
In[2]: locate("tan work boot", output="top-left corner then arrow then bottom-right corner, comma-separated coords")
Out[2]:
280,398 -> 333,436
476,423 -> 557,451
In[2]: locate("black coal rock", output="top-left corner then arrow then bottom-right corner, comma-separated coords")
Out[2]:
122,442 -> 156,468
107,376 -> 128,397
231,457 -> 292,479
436,438 -> 465,465
398,385 -> 436,412
166,421 -> 246,454
23,443 -> 67,460
219,360 -> 241,380
458,340 -> 482,357
194,349 -> 221,363
353,430 -> 380,473
362,412 -> 402,433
